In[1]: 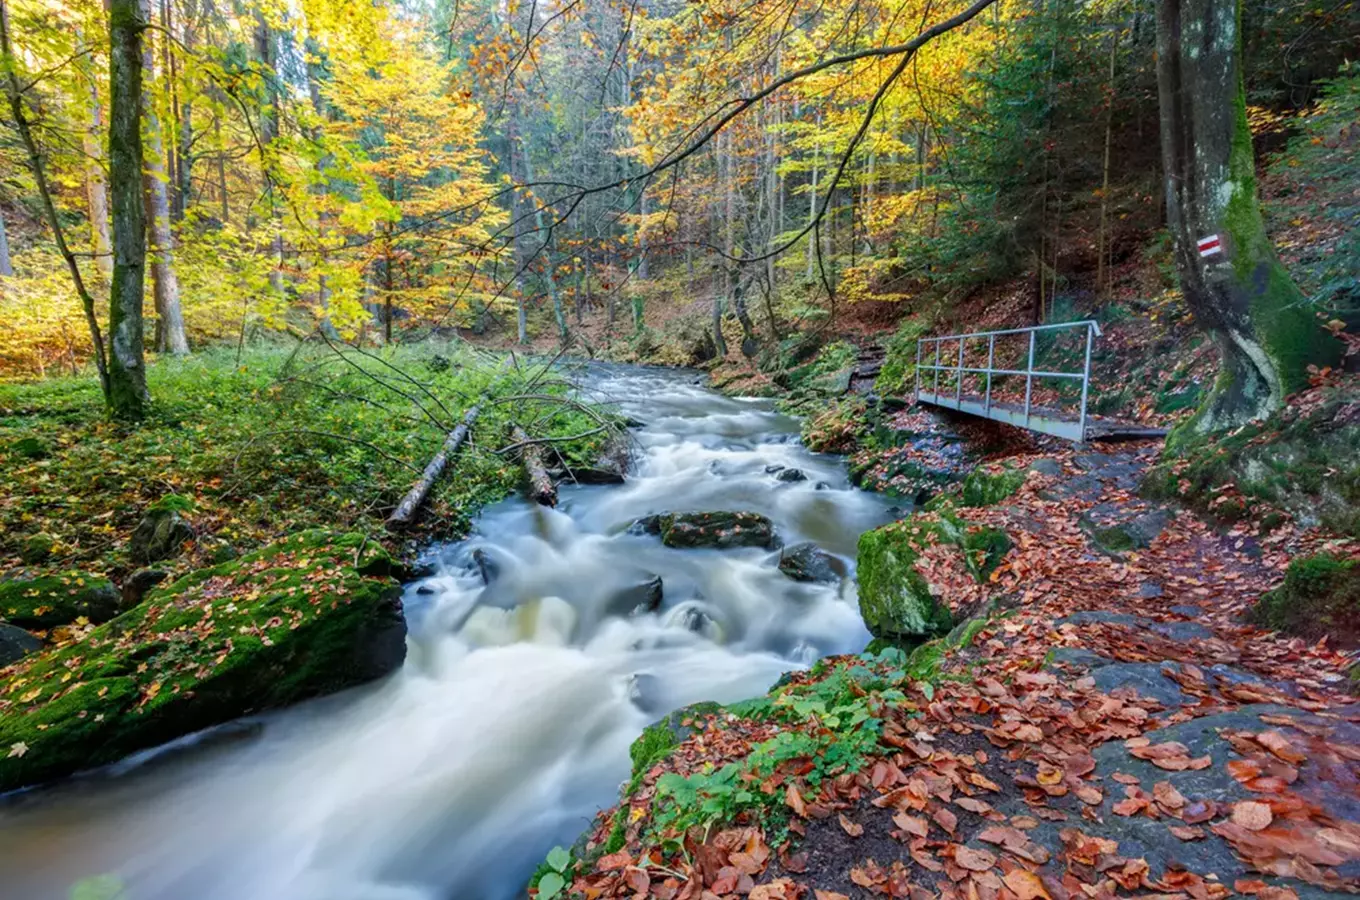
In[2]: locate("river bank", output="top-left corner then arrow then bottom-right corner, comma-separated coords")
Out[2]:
548,431 -> 1360,900
0,344 -> 619,796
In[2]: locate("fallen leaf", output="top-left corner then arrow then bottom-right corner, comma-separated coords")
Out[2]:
954,846 -> 998,872
894,813 -> 929,838
1169,825 -> 1205,841
839,813 -> 864,837
1231,801 -> 1273,831
786,784 -> 807,817
1002,869 -> 1052,900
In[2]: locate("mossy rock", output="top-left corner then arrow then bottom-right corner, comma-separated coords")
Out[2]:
0,571 -> 120,630
856,519 -> 953,640
961,526 -> 1012,581
0,529 -> 405,794
635,511 -> 779,550
1249,554 -> 1359,647
130,508 -> 196,564
958,466 -> 1026,508
19,532 -> 57,565
1144,383 -> 1360,537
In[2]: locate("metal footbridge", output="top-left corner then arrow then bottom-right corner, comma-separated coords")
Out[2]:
914,320 -> 1165,443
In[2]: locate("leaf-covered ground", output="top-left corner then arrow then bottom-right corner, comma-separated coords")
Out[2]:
0,344 -> 613,580
547,436 -> 1360,900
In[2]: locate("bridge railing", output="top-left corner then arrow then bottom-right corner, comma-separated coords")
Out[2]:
914,319 -> 1102,441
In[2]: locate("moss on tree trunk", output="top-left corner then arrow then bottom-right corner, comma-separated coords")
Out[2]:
1156,0 -> 1340,441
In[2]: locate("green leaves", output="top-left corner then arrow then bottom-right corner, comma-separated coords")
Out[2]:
534,845 -> 572,899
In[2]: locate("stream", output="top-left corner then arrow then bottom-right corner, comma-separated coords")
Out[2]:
0,364 -> 899,900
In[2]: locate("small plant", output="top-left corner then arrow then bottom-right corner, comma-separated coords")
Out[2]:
533,846 -> 574,900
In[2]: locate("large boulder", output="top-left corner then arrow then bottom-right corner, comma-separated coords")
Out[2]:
633,511 -> 779,550
0,624 -> 42,667
778,543 -> 845,584
0,572 -> 121,630
1249,553 -> 1359,646
856,521 -> 953,640
130,507 -> 195,563
0,530 -> 405,794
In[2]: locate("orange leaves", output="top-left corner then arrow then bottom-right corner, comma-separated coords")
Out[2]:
1231,801 -> 1274,832
837,814 -> 863,837
1124,738 -> 1211,771
785,784 -> 807,818
952,845 -> 997,871
1002,868 -> 1051,900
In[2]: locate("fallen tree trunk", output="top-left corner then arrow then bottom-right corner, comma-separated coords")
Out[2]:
513,425 -> 558,507
386,405 -> 481,530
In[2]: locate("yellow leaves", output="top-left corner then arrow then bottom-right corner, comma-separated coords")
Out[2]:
20,687 -> 43,703
7,742 -> 28,759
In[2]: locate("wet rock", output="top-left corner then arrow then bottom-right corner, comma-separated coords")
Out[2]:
471,548 -> 499,585
1045,647 -> 1111,670
1150,621 -> 1215,642
814,481 -> 831,491
0,623 -> 42,666
764,464 -> 786,475
635,511 -> 779,551
130,508 -> 195,564
1039,474 -> 1104,503
565,434 -> 632,485
777,544 -> 845,584
0,572 -> 121,630
1028,458 -> 1064,477
775,468 -> 807,483
0,530 -> 405,795
608,576 -> 664,616
1057,610 -> 1149,628
624,417 -> 648,429
1139,582 -> 1166,599
1079,504 -> 1172,555
121,569 -> 168,608
626,673 -> 663,715
415,585 -> 437,595
1089,661 -> 1189,707
671,605 -> 723,641
1169,603 -> 1202,616
1088,704 -> 1360,888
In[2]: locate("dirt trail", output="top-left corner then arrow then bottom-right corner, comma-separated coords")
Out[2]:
563,441 -> 1360,900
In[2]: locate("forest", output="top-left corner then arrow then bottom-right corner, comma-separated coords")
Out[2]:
0,0 -> 1358,898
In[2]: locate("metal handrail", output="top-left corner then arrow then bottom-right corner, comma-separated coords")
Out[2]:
914,319 -> 1101,441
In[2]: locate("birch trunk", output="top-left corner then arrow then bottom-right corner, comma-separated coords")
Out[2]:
0,206 -> 11,276
1156,0 -> 1341,438
139,0 -> 188,355
79,32 -> 113,282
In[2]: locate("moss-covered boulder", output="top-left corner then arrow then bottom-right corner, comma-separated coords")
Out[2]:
0,571 -> 120,630
1249,554 -> 1359,646
634,511 -> 779,550
130,507 -> 196,564
856,519 -> 954,640
857,510 -> 1011,641
0,530 -> 405,794
1143,381 -> 1360,536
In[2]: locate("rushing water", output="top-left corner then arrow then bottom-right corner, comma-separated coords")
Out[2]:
0,365 -> 897,900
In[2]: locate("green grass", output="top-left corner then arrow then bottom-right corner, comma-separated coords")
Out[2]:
0,343 -> 615,576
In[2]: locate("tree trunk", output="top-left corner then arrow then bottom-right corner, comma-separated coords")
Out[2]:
108,0 -> 150,418
1096,26 -> 1118,300
140,0 -> 188,356
175,0 -> 197,221
1156,0 -> 1341,438
0,206 -> 11,276
512,427 -> 557,508
79,31 -> 114,283
255,13 -> 284,296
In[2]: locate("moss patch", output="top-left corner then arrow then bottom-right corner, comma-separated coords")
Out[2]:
1249,554 -> 1359,647
1144,379 -> 1360,537
0,572 -> 120,630
856,510 -> 1009,640
0,529 -> 405,793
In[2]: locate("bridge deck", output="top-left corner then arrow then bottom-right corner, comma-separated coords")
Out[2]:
916,389 -> 1167,443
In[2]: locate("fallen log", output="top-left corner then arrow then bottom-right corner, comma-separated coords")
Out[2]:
386,406 -> 481,530
512,426 -> 558,507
